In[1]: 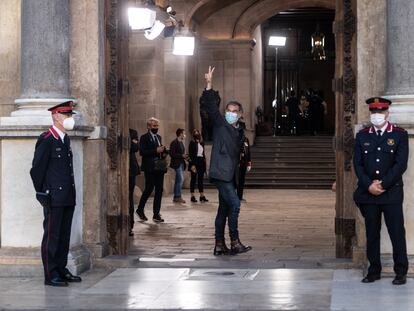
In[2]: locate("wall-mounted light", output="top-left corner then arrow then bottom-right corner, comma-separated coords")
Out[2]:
173,36 -> 195,55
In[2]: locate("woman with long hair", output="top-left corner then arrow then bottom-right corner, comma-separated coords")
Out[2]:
188,129 -> 208,203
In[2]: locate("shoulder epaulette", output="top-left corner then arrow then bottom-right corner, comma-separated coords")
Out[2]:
41,131 -> 52,139
359,127 -> 370,133
393,126 -> 407,132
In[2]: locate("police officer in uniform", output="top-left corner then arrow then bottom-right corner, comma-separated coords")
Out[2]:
30,101 -> 82,287
353,97 -> 409,285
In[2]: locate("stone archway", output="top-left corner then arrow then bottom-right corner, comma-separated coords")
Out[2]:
184,0 -> 358,259
112,0 -> 360,261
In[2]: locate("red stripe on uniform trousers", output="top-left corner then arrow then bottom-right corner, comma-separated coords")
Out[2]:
45,211 -> 52,279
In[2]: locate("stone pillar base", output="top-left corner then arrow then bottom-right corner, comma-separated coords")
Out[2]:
12,98 -> 76,117
384,95 -> 414,128
0,245 -> 90,277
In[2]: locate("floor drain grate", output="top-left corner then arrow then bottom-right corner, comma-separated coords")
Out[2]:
203,271 -> 235,276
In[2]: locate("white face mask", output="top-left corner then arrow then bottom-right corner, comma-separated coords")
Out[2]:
63,117 -> 75,131
370,113 -> 386,127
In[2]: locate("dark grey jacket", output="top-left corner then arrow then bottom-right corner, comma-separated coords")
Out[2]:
201,89 -> 244,182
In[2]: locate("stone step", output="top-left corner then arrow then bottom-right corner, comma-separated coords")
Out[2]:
252,166 -> 335,171
249,159 -> 335,164
249,172 -> 335,177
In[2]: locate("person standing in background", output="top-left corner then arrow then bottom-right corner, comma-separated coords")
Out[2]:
129,128 -> 140,236
170,128 -> 188,204
136,117 -> 167,223
237,119 -> 251,201
188,129 -> 208,203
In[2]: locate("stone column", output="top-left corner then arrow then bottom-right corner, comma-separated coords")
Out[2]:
0,0 -> 91,276
382,0 -> 414,270
11,0 -> 74,121
385,0 -> 414,124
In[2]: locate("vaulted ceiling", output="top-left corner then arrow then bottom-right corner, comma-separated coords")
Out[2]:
175,0 -> 336,40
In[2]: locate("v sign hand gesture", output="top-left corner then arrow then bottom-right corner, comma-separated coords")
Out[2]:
205,66 -> 215,90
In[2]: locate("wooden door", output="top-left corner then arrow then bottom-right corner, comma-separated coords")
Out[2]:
104,0 -> 130,255
333,0 -> 357,258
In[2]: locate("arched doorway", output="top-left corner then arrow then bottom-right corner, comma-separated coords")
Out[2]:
104,0 -> 358,263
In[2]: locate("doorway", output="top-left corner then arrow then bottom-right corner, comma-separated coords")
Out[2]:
104,0 -> 358,264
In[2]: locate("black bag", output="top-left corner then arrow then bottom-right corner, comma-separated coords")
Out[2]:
36,192 -> 50,208
154,158 -> 167,173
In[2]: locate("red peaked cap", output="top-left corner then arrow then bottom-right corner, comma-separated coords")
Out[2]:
48,101 -> 76,114
366,97 -> 392,111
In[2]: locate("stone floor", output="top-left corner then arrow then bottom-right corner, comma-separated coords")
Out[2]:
3,189 -> 413,310
99,189 -> 350,269
1,268 -> 413,310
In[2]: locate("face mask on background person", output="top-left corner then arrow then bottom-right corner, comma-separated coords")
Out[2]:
225,111 -> 239,125
370,113 -> 386,127
150,128 -> 158,134
63,116 -> 75,131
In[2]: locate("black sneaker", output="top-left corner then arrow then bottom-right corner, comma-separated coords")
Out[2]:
136,209 -> 148,221
191,196 -> 197,203
200,196 -> 209,203
153,214 -> 164,223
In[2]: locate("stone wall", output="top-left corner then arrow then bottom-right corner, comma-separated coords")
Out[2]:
196,40 -> 252,130
356,0 -> 386,124
70,0 -> 107,257
0,0 -> 20,117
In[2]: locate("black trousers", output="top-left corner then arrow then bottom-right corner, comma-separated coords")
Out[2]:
359,203 -> 409,275
41,206 -> 74,280
129,175 -> 136,230
190,158 -> 205,193
237,165 -> 247,200
137,171 -> 164,216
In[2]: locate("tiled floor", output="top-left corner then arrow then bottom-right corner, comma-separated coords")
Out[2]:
1,268 -> 413,310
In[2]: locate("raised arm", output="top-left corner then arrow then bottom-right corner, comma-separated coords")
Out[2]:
200,66 -> 225,127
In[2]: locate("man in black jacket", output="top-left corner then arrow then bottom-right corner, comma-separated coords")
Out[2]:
170,128 -> 188,204
129,128 -> 140,236
353,97 -> 409,285
136,117 -> 166,223
201,66 -> 252,255
30,101 -> 82,287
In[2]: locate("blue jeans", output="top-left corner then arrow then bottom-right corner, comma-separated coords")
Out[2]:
173,164 -> 184,198
212,179 -> 240,241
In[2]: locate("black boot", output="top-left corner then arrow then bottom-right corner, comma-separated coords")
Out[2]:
200,196 -> 209,202
191,196 -> 197,203
213,240 -> 230,256
231,239 -> 252,254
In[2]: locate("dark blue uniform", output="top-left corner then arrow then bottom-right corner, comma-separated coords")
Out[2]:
353,122 -> 409,276
30,126 -> 76,281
